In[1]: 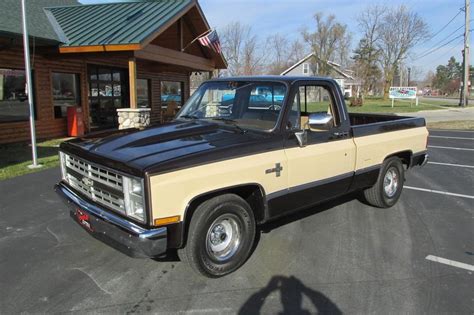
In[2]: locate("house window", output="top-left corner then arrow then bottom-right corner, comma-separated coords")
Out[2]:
137,79 -> 150,108
302,63 -> 309,75
0,68 -> 33,123
161,81 -> 183,121
52,72 -> 80,118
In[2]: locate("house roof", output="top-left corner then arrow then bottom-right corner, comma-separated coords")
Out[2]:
280,53 -> 353,79
0,0 -> 79,43
45,0 -> 194,48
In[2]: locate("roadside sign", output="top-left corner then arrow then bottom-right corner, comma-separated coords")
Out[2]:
389,87 -> 418,107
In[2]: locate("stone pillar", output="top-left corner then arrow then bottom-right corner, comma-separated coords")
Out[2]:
117,108 -> 151,130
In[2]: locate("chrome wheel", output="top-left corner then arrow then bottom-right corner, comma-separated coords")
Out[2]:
383,167 -> 399,198
206,214 -> 241,262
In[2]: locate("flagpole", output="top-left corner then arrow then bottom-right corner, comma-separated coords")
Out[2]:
181,28 -> 213,52
21,0 -> 41,169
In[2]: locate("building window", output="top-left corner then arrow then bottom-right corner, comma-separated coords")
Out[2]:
0,68 -> 33,123
137,79 -> 150,108
52,72 -> 80,118
302,63 -> 309,75
161,81 -> 183,122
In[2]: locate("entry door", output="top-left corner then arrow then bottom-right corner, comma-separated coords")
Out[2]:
283,82 -> 356,210
88,65 -> 129,130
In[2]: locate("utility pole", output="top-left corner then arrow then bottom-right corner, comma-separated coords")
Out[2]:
408,67 -> 411,86
461,0 -> 470,107
21,0 -> 41,168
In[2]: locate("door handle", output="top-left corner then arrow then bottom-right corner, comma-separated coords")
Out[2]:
333,131 -> 349,138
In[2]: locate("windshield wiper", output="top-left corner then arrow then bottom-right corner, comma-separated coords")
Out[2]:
211,117 -> 247,134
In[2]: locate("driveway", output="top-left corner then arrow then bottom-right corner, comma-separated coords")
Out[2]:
0,129 -> 473,314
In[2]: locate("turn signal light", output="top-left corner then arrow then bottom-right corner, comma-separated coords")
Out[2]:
154,215 -> 181,226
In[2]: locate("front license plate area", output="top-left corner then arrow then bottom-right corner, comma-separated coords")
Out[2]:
76,208 -> 93,232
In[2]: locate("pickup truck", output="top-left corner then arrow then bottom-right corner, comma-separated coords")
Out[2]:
55,76 -> 428,278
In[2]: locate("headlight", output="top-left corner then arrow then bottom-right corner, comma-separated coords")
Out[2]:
123,177 -> 146,222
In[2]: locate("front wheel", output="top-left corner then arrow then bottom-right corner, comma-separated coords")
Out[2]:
178,194 -> 256,278
363,157 -> 405,208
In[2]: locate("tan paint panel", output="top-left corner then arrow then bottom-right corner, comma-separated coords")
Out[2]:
149,126 -> 428,222
149,150 -> 288,220
354,127 -> 428,170
284,139 -> 357,187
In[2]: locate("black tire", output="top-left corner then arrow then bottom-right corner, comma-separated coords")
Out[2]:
363,157 -> 405,208
178,194 -> 256,278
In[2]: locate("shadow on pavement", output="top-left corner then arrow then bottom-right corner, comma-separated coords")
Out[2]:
239,275 -> 341,315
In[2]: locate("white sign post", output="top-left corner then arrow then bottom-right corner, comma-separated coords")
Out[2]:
389,87 -> 418,108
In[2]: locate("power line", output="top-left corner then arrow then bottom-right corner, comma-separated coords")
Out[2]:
413,33 -> 466,60
417,24 -> 465,57
422,37 -> 464,64
419,9 -> 463,45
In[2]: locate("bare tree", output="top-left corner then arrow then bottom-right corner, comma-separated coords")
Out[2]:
354,5 -> 384,96
220,22 -> 266,76
301,12 -> 352,75
376,6 -> 429,99
266,34 -> 290,74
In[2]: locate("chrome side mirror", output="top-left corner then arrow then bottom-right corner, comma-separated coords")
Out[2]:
308,112 -> 333,129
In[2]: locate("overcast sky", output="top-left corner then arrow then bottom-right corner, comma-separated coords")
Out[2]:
79,0 -> 472,80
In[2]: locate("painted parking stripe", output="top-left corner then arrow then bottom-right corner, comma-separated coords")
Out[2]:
426,255 -> 474,272
429,135 -> 473,140
428,161 -> 474,169
428,145 -> 474,151
404,186 -> 474,199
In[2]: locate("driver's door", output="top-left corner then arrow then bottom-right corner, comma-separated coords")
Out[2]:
270,81 -> 356,215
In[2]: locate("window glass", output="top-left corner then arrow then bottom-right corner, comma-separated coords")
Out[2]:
303,63 -> 309,74
98,68 -> 111,81
52,72 -> 80,118
137,79 -> 150,108
178,81 -> 287,131
0,68 -> 31,122
290,85 -> 337,130
161,81 -> 183,122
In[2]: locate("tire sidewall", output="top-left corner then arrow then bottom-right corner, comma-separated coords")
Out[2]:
380,158 -> 404,207
192,197 -> 255,277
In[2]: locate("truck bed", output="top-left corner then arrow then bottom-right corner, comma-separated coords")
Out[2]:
349,113 -> 426,137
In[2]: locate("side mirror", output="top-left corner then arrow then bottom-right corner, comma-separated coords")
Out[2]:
308,112 -> 333,130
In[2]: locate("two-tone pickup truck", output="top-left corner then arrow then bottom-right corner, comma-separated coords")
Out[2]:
55,76 -> 428,277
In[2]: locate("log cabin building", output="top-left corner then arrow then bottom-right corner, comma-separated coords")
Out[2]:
0,0 -> 226,144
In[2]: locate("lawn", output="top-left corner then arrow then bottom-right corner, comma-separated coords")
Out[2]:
0,138 -> 69,181
305,98 -> 449,114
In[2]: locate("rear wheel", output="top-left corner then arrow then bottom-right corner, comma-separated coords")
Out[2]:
178,194 -> 256,278
363,157 -> 405,208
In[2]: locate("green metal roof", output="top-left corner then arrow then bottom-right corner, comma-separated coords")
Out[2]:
45,0 -> 194,47
0,0 -> 79,43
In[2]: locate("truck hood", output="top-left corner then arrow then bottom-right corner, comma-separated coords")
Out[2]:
61,120 -> 280,176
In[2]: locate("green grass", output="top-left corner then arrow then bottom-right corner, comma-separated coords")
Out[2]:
305,98 -> 449,114
0,138 -> 69,181
427,120 -> 474,130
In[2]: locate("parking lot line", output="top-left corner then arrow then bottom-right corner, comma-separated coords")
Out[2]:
428,161 -> 474,169
404,186 -> 474,199
429,135 -> 473,140
425,255 -> 474,272
428,145 -> 474,151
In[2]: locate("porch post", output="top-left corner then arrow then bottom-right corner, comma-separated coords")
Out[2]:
129,57 -> 137,108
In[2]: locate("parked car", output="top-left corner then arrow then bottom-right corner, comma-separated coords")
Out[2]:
55,76 -> 428,277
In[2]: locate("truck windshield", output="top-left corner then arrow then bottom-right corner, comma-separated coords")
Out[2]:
177,81 -> 287,131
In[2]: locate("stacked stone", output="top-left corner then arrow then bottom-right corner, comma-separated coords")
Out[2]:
117,108 -> 151,130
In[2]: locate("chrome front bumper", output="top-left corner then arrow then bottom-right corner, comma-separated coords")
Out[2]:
55,182 -> 167,258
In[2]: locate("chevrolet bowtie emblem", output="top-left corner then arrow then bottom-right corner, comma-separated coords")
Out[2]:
81,177 -> 93,187
265,163 -> 283,177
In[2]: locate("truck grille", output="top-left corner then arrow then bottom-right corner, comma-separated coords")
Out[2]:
64,154 -> 125,214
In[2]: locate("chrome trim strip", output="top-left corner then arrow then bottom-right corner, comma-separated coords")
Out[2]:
55,182 -> 165,239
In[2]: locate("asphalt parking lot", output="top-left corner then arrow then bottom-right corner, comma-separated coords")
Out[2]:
0,129 -> 473,314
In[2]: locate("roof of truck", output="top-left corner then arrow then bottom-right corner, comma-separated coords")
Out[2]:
208,75 -> 337,83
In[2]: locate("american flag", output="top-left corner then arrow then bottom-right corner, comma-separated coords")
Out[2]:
198,30 -> 222,54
